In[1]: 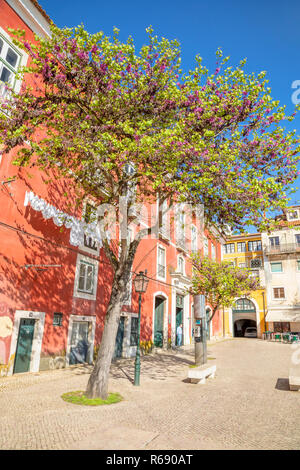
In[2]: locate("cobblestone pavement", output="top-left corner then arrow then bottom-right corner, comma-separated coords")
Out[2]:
0,338 -> 299,450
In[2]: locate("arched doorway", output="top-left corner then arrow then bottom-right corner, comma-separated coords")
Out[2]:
232,298 -> 257,337
154,296 -> 166,347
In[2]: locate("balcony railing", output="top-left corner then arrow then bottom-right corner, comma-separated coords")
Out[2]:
158,226 -> 170,240
177,237 -> 187,251
84,235 -> 98,251
264,243 -> 300,255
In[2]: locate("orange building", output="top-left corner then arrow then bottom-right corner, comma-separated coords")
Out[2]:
0,0 -> 224,375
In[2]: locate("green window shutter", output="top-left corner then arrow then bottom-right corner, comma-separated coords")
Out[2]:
271,262 -> 282,273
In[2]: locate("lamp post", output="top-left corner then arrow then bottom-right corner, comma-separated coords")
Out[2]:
133,270 -> 149,386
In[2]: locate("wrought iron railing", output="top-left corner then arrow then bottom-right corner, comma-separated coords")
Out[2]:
177,237 -> 187,251
83,235 -> 98,251
264,243 -> 300,255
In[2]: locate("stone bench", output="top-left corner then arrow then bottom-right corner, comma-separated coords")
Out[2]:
188,363 -> 217,384
289,367 -> 300,391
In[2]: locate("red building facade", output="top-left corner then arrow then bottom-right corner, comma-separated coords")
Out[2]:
0,0 -> 224,375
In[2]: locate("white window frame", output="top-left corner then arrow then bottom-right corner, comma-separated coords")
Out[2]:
295,234 -> 300,246
248,240 -> 262,252
0,27 -> 28,99
268,236 -> 280,248
191,225 -> 197,252
287,209 -> 299,221
203,236 -> 209,256
157,245 -> 166,281
176,206 -> 186,249
73,254 -> 99,301
237,242 -> 246,253
224,243 -> 235,254
211,243 -> 216,260
177,255 -> 185,275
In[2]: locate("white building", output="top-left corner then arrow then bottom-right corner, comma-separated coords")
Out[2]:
262,207 -> 300,333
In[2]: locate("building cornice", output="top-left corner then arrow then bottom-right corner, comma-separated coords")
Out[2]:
6,0 -> 51,37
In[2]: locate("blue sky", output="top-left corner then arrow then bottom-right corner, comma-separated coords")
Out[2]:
39,0 -> 300,204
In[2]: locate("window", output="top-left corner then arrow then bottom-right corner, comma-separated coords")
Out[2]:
287,210 -> 299,221
250,258 -> 262,268
178,256 -> 184,274
295,234 -> 300,246
248,240 -> 262,252
273,287 -> 285,299
130,317 -> 138,346
224,243 -> 235,254
78,261 -> 95,294
271,262 -> 283,273
233,298 -> 255,311
0,35 -> 21,101
157,246 -> 166,279
191,226 -> 197,252
297,260 -> 300,271
211,243 -> 216,259
203,236 -> 209,256
74,255 -> 98,300
269,237 -> 280,247
239,262 -> 246,268
237,242 -> 246,253
274,322 -> 290,333
53,313 -> 63,326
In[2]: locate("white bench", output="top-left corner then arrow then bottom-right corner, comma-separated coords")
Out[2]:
289,367 -> 300,391
188,363 -> 217,384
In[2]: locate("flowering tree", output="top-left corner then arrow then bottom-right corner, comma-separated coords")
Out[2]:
0,24 -> 299,398
190,255 -> 260,321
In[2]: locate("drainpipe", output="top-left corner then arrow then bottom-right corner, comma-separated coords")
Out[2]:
262,291 -> 266,332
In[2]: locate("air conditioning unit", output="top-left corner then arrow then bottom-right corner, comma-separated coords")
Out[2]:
250,258 -> 262,268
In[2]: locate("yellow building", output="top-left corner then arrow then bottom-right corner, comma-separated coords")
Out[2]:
222,233 -> 267,338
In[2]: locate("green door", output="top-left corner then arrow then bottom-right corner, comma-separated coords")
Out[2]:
154,297 -> 164,347
114,317 -> 125,359
176,295 -> 184,345
14,319 -> 35,374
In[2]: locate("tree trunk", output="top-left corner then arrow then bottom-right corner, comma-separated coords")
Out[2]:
85,236 -> 140,399
85,271 -> 127,399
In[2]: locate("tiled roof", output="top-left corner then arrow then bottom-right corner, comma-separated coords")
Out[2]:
30,0 -> 52,24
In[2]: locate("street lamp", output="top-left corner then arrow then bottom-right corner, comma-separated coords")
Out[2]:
133,270 -> 149,386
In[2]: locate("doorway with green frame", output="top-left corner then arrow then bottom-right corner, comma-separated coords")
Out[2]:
176,294 -> 184,346
113,316 -> 125,359
13,318 -> 36,374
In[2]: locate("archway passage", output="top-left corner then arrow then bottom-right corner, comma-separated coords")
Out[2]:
232,298 -> 257,338
234,319 -> 257,337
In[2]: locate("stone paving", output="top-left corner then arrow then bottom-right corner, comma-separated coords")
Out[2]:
0,338 -> 299,450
